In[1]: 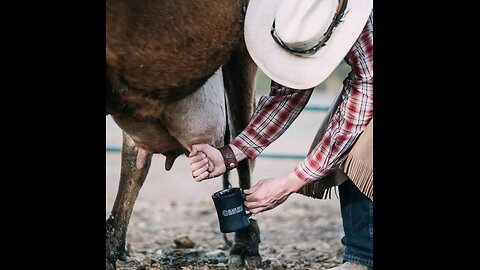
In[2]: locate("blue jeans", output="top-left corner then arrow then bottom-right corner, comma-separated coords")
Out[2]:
339,179 -> 373,268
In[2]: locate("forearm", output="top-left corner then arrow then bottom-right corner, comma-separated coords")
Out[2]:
285,171 -> 309,192
295,78 -> 373,182
231,82 -> 314,159
230,144 -> 248,163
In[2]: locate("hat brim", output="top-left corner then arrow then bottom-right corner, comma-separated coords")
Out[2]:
245,0 -> 373,89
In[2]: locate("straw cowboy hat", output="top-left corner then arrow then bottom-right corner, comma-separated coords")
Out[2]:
244,0 -> 373,89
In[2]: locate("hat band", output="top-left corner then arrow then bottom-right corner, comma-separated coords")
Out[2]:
270,0 -> 348,56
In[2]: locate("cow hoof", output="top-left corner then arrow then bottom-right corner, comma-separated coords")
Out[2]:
118,252 -> 131,262
244,256 -> 262,269
228,255 -> 244,269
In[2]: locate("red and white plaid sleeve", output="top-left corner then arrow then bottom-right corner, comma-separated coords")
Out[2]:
231,12 -> 373,184
294,13 -> 374,183
231,81 -> 314,158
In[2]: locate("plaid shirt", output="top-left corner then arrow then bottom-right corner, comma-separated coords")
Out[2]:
231,13 -> 373,183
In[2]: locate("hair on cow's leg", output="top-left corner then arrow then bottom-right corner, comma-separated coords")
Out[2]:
106,132 -> 152,270
222,33 -> 261,268
222,114 -> 233,191
222,120 -> 235,247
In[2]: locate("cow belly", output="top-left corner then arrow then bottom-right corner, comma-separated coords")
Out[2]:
161,68 -> 227,152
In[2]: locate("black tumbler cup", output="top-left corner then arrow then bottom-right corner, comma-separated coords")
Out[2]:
212,187 -> 252,233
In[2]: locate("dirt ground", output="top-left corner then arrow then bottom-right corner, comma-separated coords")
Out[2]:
106,69 -> 349,270
107,153 -> 345,269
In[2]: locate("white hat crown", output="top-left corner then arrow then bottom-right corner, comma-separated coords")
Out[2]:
274,0 -> 338,52
244,0 -> 372,89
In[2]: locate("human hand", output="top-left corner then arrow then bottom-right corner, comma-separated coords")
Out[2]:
244,172 -> 307,214
189,144 -> 226,182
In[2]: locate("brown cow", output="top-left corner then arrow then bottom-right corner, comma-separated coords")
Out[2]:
106,0 -> 261,269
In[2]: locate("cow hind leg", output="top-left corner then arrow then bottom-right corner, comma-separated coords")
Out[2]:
222,39 -> 261,268
106,132 -> 152,270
